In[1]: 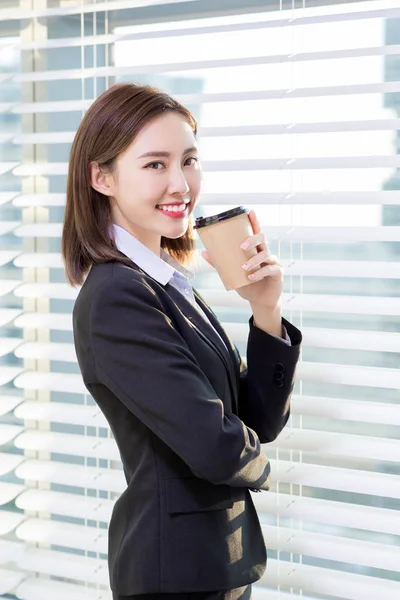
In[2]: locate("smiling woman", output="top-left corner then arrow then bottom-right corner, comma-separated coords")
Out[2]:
61,82 -> 302,600
62,84 -> 200,285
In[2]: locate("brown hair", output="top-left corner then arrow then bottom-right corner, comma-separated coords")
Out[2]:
62,83 -> 198,286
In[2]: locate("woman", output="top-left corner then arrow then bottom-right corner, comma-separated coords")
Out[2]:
62,83 -> 302,600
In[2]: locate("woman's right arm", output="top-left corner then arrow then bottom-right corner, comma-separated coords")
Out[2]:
89,275 -> 270,491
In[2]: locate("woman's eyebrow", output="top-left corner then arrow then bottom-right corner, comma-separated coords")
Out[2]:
137,146 -> 198,159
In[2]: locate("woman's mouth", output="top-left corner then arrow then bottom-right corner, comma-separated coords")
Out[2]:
156,202 -> 189,219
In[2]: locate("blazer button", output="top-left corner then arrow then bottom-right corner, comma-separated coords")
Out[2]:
275,362 -> 285,373
274,370 -> 285,387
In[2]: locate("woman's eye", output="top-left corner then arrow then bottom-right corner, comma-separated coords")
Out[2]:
146,162 -> 164,170
184,156 -> 199,166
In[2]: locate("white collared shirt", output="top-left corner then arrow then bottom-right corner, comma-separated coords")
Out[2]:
112,224 -> 227,347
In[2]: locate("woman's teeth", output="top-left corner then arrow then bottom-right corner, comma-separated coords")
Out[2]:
157,203 -> 187,212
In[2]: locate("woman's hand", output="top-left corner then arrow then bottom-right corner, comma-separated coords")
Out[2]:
202,210 -> 283,311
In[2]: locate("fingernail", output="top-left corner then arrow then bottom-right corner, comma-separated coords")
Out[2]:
241,242 -> 249,249
242,263 -> 250,270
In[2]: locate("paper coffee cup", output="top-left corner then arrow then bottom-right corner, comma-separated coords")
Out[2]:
194,206 -> 260,291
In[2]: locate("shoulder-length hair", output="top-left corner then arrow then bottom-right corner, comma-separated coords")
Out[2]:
62,83 -> 198,286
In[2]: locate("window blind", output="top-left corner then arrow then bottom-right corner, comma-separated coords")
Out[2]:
0,0 -> 399,599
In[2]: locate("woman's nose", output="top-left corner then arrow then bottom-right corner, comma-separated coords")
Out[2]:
168,167 -> 190,195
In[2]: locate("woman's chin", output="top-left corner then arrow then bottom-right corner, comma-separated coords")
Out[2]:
162,220 -> 189,239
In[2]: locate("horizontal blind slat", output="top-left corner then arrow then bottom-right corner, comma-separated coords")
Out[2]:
253,492 -> 400,535
11,156 -> 400,177
0,397 -> 24,418
261,524 -> 399,571
0,280 -> 24,297
261,558 -> 400,600
0,338 -> 24,358
14,401 -> 107,428
14,431 -> 120,461
252,589 -> 317,600
14,342 -> 77,363
0,251 -> 21,267
13,312 -> 72,331
10,252 -> 400,278
0,0 -> 398,21
15,490 -> 113,523
7,45 -> 400,84
0,483 -> 25,506
271,460 -> 400,499
203,290 -> 400,316
0,511 -> 26,536
9,119 -> 400,144
13,194 -> 66,207
16,577 -> 111,600
12,223 -> 400,242
0,309 -> 23,327
12,324 -> 400,364
16,518 -> 108,554
0,0 -> 200,21
6,4 -> 400,46
0,540 -> 24,565
269,428 -> 400,463
0,162 -> 18,175
0,452 -> 25,477
13,372 -> 86,394
12,394 -> 400,427
291,396 -> 400,426
0,425 -> 23,446
0,222 -> 19,236
6,82 -> 400,116
13,518 -> 400,576
13,253 -> 63,269
297,361 -> 400,389
14,252 -> 400,277
10,192 -> 400,207
16,547 -> 108,586
224,324 -> 400,352
10,285 -> 400,317
14,457 -> 399,499
15,460 -> 124,494
10,100 -> 93,114
0,192 -> 19,205
11,361 -> 400,393
0,570 -> 25,596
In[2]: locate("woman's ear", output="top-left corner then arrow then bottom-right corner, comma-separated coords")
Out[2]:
89,162 -> 114,197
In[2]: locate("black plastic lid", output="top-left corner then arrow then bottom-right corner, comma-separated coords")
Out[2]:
194,205 -> 249,229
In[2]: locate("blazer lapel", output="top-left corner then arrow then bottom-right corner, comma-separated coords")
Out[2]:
193,289 -> 240,398
166,285 -> 239,415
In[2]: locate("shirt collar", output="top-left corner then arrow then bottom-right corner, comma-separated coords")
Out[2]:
112,223 -> 194,285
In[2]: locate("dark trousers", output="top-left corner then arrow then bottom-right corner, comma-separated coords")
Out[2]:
113,584 -> 252,600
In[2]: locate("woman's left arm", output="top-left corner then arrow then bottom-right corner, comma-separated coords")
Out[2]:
202,209 -> 302,442
237,314 -> 302,443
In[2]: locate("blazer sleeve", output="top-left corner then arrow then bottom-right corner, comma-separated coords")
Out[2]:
90,275 -> 271,491
237,316 -> 302,444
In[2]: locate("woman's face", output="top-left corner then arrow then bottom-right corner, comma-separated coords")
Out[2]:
90,111 -> 202,255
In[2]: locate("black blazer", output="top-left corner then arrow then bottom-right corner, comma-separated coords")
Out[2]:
72,257 -> 302,596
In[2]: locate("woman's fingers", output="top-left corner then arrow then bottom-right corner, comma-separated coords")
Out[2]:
248,209 -> 262,235
242,251 -> 279,272
247,263 -> 284,281
240,211 -> 269,252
